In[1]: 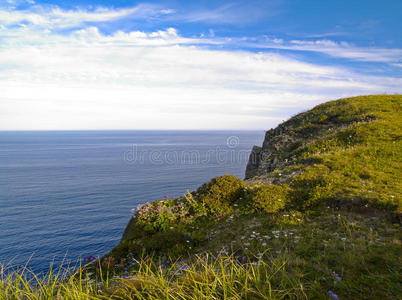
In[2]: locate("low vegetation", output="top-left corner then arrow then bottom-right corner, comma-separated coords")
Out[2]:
1,95 -> 401,299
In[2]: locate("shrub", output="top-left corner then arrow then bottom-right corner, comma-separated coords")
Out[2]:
196,174 -> 246,216
252,184 -> 289,213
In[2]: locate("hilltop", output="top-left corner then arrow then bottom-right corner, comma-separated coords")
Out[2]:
245,95 -> 401,213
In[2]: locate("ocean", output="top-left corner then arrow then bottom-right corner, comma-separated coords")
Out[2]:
0,130 -> 264,273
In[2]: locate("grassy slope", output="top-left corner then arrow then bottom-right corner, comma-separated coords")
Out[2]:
248,95 -> 401,213
1,95 -> 401,299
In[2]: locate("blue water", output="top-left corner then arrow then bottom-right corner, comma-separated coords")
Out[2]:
0,131 -> 264,273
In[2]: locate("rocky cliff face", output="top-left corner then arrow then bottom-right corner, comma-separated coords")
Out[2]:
244,97 -> 380,181
245,121 -> 304,180
245,111 -> 320,180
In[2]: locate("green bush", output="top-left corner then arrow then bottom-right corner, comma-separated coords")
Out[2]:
252,184 -> 289,213
196,174 -> 246,216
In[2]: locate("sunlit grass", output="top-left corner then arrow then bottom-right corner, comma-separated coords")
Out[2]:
2,210 -> 400,299
1,254 -> 309,299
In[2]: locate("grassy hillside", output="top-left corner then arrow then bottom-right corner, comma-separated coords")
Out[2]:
1,95 -> 401,299
246,95 -> 401,213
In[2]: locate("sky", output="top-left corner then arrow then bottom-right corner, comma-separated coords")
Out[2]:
0,0 -> 401,130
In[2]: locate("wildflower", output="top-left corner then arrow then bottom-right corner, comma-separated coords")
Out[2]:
83,255 -> 96,263
165,260 -> 171,264
160,264 -> 165,268
332,272 -> 342,281
157,206 -> 163,210
327,291 -> 339,300
180,266 -> 189,271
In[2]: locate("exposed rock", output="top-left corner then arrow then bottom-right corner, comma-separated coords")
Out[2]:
244,99 -> 381,180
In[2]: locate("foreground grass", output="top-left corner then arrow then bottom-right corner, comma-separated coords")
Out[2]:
2,210 -> 400,299
1,255 -> 307,299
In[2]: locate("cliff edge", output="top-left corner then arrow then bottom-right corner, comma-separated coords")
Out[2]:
245,95 -> 401,212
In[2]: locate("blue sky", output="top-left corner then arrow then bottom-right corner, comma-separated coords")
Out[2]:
0,0 -> 401,130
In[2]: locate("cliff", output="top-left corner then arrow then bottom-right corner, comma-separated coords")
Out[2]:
90,95 -> 401,299
245,95 -> 401,212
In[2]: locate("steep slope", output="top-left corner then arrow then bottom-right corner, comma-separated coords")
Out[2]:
246,95 -> 401,213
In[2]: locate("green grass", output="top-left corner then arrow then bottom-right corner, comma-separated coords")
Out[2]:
252,95 -> 402,213
2,210 -> 400,299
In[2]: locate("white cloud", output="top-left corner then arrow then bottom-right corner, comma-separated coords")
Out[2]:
0,5 -> 401,130
243,37 -> 402,63
0,4 -> 173,28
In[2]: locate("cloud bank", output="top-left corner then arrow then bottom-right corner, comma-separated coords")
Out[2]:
0,4 -> 401,130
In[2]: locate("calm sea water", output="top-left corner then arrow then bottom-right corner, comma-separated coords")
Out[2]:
0,131 -> 264,273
